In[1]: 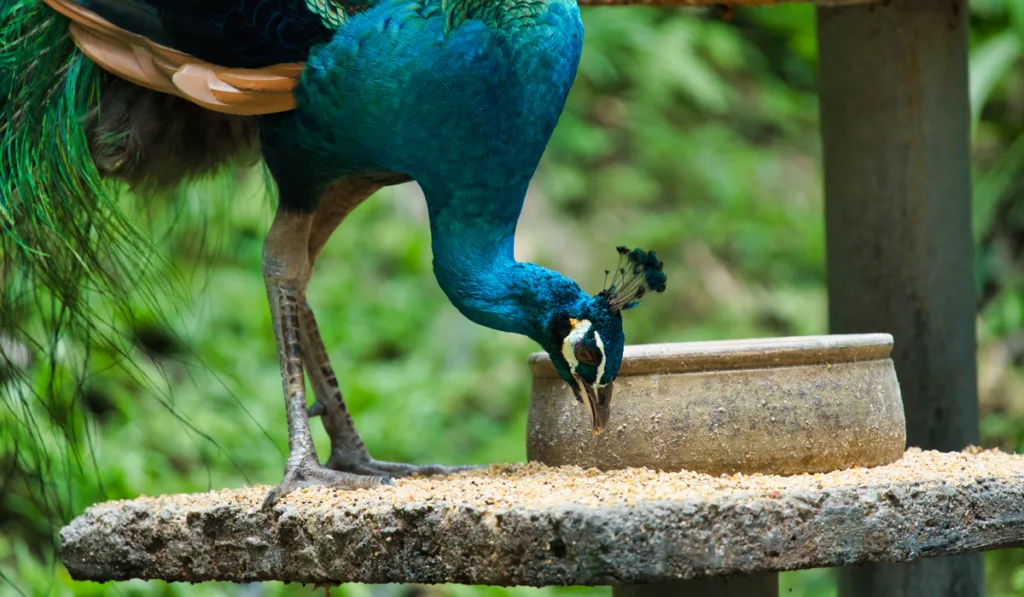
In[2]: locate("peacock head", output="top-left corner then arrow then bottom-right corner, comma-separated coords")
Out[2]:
542,247 -> 667,434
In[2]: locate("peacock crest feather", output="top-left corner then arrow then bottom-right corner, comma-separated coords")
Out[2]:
599,246 -> 668,311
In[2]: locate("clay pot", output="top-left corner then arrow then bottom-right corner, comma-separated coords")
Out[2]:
527,334 -> 906,476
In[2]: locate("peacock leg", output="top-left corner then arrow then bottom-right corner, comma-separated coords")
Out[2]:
300,296 -> 480,478
261,209 -> 388,509
300,179 -> 480,479
300,178 -> 377,425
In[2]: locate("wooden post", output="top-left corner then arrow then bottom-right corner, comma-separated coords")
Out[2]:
816,1 -> 982,596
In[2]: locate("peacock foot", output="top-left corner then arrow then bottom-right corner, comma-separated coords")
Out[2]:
261,456 -> 393,509
306,393 -> 483,480
323,454 -> 483,479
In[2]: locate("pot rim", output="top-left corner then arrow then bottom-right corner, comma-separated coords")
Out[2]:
528,333 -> 894,378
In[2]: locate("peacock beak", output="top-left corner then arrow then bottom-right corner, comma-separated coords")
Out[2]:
572,372 -> 612,434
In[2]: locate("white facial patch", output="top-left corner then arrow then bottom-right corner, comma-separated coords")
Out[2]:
561,318 -> 592,368
594,331 -> 607,387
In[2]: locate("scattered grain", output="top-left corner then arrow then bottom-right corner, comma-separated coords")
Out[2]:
112,448 -> 1023,516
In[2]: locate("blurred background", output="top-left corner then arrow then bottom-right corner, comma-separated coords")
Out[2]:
2,1 -> 1024,596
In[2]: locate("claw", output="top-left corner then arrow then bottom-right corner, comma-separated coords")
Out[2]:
262,487 -> 283,510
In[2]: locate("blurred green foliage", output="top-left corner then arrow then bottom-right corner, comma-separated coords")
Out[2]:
2,1 -> 1024,596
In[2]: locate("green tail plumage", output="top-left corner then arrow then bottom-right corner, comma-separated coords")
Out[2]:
1,1 -> 139,304
0,0 -> 167,527
0,1 -> 262,531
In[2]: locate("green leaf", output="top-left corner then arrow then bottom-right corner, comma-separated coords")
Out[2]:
969,30 -> 1022,131
973,132 -> 1024,241
1009,0 -> 1024,40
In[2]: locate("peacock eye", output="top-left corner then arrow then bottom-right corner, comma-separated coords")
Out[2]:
574,342 -> 597,365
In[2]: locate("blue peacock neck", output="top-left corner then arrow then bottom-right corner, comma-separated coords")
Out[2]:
422,183 -> 586,345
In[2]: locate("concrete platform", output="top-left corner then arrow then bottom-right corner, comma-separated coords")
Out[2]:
61,448 -> 1024,587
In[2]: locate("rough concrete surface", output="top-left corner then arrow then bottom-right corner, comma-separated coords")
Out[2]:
61,449 -> 1024,586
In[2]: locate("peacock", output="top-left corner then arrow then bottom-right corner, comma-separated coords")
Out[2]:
0,0 -> 666,508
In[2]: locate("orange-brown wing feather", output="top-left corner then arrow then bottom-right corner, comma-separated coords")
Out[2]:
43,0 -> 303,115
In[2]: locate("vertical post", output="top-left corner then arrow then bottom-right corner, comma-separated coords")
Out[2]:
815,1 -> 981,597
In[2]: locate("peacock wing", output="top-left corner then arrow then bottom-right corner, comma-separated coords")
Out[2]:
77,0 -> 365,67
41,0 -> 369,115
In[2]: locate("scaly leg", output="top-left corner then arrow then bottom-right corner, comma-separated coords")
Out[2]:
300,297 -> 479,477
261,209 -> 388,509
299,178 -> 376,441
300,178 -> 480,478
